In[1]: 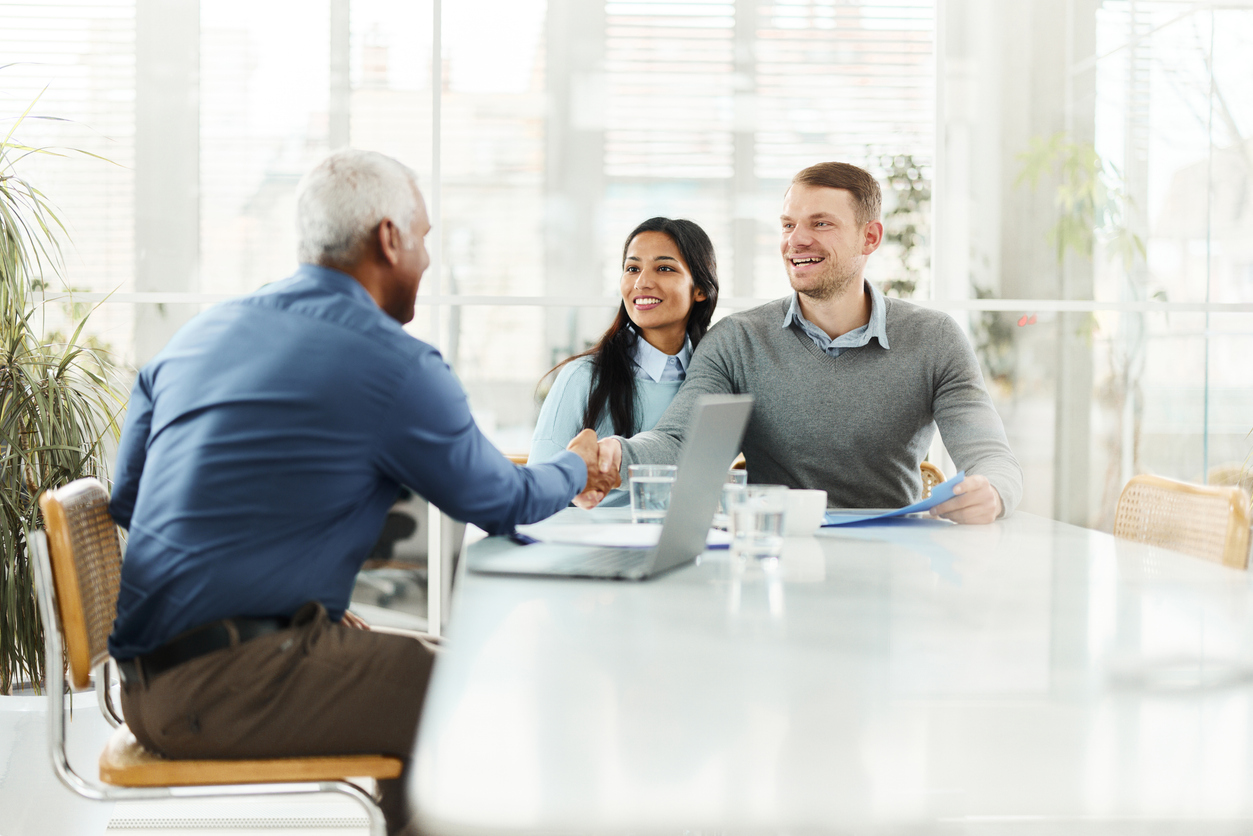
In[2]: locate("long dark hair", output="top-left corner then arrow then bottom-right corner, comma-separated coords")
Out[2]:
545,217 -> 719,437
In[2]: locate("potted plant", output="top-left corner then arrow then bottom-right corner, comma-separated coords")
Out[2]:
874,151 -> 931,300
0,98 -> 127,694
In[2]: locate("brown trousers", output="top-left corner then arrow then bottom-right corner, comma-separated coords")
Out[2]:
120,602 -> 435,835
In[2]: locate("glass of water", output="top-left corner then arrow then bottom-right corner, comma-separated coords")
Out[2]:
712,468 -> 748,530
726,484 -> 788,559
628,464 -> 677,524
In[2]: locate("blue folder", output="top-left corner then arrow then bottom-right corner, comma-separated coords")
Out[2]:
822,471 -> 966,526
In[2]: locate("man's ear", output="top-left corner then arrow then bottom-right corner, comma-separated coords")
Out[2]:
863,220 -> 884,255
377,218 -> 403,266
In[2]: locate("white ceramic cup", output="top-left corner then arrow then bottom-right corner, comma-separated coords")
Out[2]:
784,489 -> 828,536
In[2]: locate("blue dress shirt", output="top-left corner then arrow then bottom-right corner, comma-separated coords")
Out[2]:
782,280 -> 891,356
109,264 -> 585,658
630,334 -> 693,383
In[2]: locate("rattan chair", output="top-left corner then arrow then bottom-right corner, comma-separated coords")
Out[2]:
1113,474 -> 1252,570
920,461 -> 945,499
30,478 -> 401,835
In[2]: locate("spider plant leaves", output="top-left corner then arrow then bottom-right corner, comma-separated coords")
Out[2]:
1,90 -> 126,694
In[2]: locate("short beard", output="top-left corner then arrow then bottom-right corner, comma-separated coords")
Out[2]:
792,261 -> 860,303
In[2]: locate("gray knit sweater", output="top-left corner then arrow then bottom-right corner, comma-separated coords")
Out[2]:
617,296 -> 1023,516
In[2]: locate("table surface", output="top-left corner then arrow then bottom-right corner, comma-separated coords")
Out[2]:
411,508 -> 1253,834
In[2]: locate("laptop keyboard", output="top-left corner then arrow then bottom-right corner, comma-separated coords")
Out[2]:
554,547 -> 648,576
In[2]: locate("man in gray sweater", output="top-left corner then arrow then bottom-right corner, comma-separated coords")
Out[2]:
580,161 -> 1021,524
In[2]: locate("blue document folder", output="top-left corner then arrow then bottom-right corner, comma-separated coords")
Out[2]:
821,471 -> 966,526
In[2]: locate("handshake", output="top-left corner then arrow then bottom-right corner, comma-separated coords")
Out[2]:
565,429 -> 625,509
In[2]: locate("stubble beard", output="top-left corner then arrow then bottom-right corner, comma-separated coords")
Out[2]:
790,257 -> 861,303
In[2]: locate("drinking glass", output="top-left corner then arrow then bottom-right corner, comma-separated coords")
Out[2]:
712,468 -> 749,530
628,464 -> 677,524
726,484 -> 788,559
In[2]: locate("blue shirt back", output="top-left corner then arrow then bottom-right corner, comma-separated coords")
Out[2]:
109,265 -> 584,658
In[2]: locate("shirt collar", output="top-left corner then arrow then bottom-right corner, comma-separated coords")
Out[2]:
781,280 -> 891,350
292,262 -> 380,307
631,333 -> 693,383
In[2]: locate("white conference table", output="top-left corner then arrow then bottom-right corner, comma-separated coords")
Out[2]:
411,508 -> 1253,834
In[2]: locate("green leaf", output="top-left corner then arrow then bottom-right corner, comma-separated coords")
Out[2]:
0,79 -> 127,692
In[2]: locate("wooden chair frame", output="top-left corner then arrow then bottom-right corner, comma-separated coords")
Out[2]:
30,478 -> 400,835
919,461 -> 944,499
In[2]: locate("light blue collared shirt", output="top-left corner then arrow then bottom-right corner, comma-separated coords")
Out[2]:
782,280 -> 891,357
631,334 -> 693,382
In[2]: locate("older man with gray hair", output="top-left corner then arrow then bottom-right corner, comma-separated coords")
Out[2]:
108,149 -> 614,834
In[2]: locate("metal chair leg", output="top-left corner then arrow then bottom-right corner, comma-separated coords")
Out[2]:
95,659 -> 123,728
30,530 -> 396,835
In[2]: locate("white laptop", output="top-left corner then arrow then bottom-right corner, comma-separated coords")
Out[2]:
468,394 -> 754,581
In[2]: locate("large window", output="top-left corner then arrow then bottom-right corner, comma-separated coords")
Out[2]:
938,0 -> 1253,525
3,0 -> 1250,528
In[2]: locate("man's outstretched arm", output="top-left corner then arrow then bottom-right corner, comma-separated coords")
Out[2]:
378,352 -> 594,533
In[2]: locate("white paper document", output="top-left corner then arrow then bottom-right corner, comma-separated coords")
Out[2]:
513,523 -> 732,549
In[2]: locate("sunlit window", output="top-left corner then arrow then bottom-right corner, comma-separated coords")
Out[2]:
2,0 -> 1250,527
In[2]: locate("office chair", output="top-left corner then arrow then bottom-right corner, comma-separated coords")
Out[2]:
1114,474 -> 1252,570
31,477 -> 402,836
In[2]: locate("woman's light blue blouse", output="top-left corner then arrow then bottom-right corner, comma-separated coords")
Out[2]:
528,353 -> 686,506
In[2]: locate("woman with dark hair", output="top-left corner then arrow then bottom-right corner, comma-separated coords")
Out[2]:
528,217 -> 719,504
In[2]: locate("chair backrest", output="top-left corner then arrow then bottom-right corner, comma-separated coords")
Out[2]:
1114,474 -> 1252,570
919,461 -> 944,499
38,478 -> 124,689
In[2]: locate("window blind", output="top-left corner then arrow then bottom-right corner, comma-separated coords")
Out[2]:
0,1 -> 135,297
602,0 -> 935,180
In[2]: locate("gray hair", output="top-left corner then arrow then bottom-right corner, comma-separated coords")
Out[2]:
296,149 -> 419,268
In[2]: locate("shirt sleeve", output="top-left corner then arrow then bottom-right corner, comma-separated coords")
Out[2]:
930,316 -> 1024,517
109,371 -> 154,530
528,359 -> 591,465
375,348 -> 586,535
618,323 -> 738,476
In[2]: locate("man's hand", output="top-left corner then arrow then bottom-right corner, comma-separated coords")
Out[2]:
341,610 -> 371,630
930,474 -> 1003,525
567,430 -> 621,509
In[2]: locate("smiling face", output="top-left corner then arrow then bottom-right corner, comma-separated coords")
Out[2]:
780,184 -> 881,302
620,230 -> 706,354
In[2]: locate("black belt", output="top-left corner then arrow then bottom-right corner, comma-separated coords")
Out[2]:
117,616 -> 290,686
